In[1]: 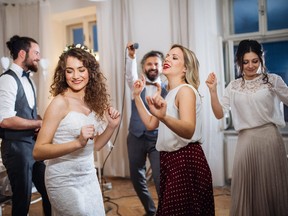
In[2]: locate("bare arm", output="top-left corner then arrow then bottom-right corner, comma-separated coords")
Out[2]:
0,116 -> 41,130
93,107 -> 121,151
206,72 -> 224,119
33,96 -> 90,161
148,86 -> 196,139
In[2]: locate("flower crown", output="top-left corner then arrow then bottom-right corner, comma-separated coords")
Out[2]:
63,44 -> 97,59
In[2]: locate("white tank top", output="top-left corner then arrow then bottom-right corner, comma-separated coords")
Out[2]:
156,84 -> 203,152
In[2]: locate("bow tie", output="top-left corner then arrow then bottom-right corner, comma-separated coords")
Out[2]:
146,82 -> 158,86
22,71 -> 30,78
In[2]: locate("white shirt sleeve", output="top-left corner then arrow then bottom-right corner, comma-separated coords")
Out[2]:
273,75 -> 288,106
221,83 -> 231,116
0,74 -> 18,121
125,52 -> 138,90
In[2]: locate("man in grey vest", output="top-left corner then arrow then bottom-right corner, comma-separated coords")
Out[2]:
125,42 -> 167,216
0,35 -> 51,216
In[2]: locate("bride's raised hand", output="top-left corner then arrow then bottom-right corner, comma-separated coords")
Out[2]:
105,107 -> 121,129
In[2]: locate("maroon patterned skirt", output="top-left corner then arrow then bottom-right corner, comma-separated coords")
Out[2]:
156,143 -> 215,216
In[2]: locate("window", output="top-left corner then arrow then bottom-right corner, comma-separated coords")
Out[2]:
67,24 -> 84,45
231,0 -> 259,34
222,0 -> 288,127
226,0 -> 288,37
90,22 -> 99,52
266,0 -> 288,31
66,15 -> 99,60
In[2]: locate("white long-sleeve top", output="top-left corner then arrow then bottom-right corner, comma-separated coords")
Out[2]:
125,53 -> 161,99
0,63 -> 36,122
156,84 -> 203,152
221,74 -> 288,132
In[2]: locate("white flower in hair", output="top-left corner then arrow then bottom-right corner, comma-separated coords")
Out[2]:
62,44 -> 97,60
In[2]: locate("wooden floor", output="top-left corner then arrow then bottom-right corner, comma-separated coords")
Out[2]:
1,177 -> 231,216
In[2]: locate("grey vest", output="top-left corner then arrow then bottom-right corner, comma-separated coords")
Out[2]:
0,70 -> 37,140
128,83 -> 168,138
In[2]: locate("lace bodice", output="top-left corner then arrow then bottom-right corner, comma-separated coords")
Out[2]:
221,74 -> 288,131
230,74 -> 274,93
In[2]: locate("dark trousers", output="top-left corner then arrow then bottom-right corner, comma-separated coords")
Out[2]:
127,132 -> 160,215
1,139 -> 51,216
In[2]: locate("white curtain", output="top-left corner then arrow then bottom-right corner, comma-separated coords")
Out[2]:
95,0 -> 134,177
169,0 -> 225,186
3,2 -> 39,44
178,0 -> 225,186
0,4 -> 6,59
0,1 -> 52,115
169,0 -> 189,47
38,0 -> 52,116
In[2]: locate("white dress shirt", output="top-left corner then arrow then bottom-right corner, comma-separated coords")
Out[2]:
0,63 -> 36,122
125,53 -> 161,99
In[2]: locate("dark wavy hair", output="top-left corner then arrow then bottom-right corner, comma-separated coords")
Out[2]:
50,45 -> 110,119
235,39 -> 270,86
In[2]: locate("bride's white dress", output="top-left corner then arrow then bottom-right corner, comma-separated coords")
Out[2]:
45,111 -> 105,216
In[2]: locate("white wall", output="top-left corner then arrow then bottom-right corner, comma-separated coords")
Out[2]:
49,0 -> 96,13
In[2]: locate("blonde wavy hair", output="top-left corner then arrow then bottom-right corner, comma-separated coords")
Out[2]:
170,44 -> 200,90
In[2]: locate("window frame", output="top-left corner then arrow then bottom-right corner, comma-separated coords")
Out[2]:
222,0 -> 288,41
222,0 -> 288,130
64,15 -> 97,51
222,0 -> 288,83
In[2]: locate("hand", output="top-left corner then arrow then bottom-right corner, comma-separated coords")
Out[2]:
33,119 -> 42,140
79,124 -> 95,147
146,83 -> 167,120
133,75 -> 146,97
206,72 -> 217,91
33,127 -> 40,141
105,107 -> 121,129
126,42 -> 136,59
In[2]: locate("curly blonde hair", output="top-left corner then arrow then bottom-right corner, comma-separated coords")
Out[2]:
50,45 -> 110,119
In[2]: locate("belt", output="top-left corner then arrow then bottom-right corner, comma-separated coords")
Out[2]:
189,142 -> 200,145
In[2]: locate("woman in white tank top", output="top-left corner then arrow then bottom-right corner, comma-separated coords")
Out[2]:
133,44 -> 215,216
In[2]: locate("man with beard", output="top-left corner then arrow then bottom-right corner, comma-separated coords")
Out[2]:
0,35 -> 51,216
125,42 -> 167,216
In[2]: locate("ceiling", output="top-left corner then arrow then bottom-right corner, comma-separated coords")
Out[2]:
0,0 -> 40,4
0,0 -> 105,4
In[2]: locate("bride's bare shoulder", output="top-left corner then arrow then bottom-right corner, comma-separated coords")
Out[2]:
45,94 -> 70,115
